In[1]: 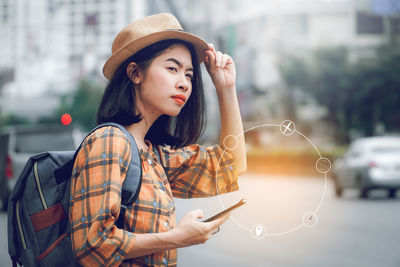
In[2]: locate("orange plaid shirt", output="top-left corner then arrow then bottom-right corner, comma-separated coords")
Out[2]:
69,126 -> 238,266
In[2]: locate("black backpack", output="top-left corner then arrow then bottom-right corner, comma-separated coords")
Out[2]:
8,123 -> 142,267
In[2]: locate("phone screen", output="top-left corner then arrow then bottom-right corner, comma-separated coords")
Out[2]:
203,198 -> 246,222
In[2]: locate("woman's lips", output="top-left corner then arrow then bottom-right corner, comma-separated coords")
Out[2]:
171,95 -> 186,105
172,98 -> 185,105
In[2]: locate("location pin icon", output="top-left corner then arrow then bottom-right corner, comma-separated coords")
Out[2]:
255,225 -> 263,236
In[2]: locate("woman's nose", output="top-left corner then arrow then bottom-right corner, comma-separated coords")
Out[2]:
176,77 -> 189,92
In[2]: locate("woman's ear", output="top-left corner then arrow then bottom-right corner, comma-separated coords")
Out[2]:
127,62 -> 142,84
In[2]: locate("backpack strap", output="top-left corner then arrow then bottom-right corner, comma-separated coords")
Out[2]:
95,123 -> 142,229
68,122 -> 142,229
105,124 -> 142,229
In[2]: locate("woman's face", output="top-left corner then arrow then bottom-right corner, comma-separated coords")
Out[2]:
135,44 -> 194,119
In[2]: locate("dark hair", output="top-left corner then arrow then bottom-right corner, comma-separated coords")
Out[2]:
96,39 -> 206,148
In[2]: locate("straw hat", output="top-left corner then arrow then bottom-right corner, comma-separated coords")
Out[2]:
102,13 -> 209,80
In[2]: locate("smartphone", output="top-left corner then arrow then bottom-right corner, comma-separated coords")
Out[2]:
203,198 -> 247,222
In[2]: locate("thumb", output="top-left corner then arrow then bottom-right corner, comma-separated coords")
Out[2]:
188,209 -> 204,219
204,50 -> 215,71
207,213 -> 230,229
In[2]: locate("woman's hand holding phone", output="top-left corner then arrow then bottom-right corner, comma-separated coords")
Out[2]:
171,209 -> 229,247
170,198 -> 246,247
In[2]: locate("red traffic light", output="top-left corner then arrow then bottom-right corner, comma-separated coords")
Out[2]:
61,113 -> 72,125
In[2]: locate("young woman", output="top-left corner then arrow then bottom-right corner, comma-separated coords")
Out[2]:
69,13 -> 246,266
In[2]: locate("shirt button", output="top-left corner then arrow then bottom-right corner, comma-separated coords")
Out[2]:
147,159 -> 152,165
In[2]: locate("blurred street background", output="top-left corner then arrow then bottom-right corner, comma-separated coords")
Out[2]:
1,0 -> 400,266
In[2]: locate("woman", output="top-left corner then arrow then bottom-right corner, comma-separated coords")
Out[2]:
69,13 -> 246,266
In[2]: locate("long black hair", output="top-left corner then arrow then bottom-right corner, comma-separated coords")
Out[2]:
96,39 -> 206,148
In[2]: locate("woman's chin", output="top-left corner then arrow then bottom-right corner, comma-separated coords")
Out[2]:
164,108 -> 182,117
167,112 -> 180,117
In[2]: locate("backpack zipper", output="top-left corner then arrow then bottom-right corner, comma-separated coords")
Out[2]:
33,161 -> 48,209
16,200 -> 27,250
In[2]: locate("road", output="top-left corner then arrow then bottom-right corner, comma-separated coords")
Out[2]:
1,174 -> 399,267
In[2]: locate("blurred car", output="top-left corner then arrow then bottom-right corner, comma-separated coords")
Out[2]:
332,136 -> 400,198
0,124 -> 83,210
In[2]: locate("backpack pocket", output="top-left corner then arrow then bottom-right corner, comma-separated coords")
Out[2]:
38,233 -> 79,267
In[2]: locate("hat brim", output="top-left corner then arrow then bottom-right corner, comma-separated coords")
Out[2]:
103,30 -> 209,80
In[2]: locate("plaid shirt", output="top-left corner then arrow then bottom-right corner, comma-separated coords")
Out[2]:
69,126 -> 238,267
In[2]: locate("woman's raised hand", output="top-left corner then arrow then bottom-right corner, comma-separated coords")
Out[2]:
204,43 -> 236,92
170,209 -> 230,247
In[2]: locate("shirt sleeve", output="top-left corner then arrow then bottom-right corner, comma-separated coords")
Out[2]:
69,127 -> 135,267
155,144 -> 239,198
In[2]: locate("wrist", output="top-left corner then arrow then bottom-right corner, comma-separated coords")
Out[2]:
216,86 -> 237,98
163,229 -> 183,249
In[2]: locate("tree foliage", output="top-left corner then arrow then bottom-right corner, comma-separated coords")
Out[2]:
55,79 -> 104,131
279,46 -> 400,143
0,113 -> 30,127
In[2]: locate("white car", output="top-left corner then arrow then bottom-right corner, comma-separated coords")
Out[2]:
332,136 -> 400,198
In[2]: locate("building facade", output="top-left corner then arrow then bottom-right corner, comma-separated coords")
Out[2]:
0,0 -> 146,98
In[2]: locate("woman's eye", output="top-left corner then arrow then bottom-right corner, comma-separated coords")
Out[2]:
168,67 -> 177,72
186,73 -> 193,80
